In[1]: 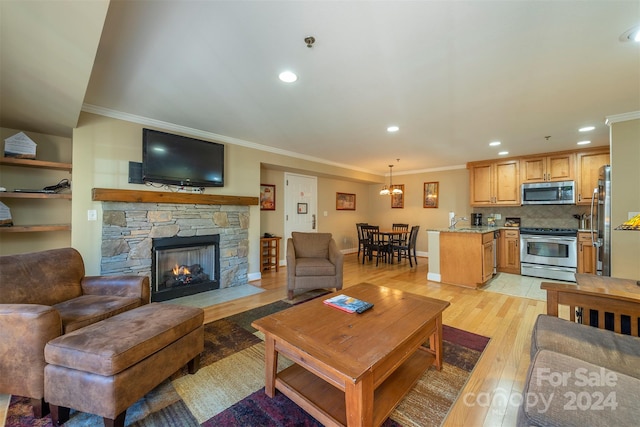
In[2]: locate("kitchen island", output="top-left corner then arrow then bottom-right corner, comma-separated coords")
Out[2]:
427,227 -> 500,288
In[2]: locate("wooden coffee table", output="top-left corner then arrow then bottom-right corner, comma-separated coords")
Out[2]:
251,283 -> 450,427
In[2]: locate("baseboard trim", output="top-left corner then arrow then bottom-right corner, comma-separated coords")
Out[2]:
427,272 -> 441,282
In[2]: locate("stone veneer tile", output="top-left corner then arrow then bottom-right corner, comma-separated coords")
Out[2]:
100,202 -> 249,289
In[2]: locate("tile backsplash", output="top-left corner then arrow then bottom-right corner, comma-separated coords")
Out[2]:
473,205 -> 591,229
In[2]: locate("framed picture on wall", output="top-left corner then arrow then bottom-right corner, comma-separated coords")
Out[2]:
391,185 -> 404,208
423,182 -> 439,208
336,192 -> 356,210
260,184 -> 276,210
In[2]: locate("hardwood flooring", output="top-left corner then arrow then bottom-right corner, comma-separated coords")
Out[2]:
0,254 -> 544,427
205,253 -> 547,427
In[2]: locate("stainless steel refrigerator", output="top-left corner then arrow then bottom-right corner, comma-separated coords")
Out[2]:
591,165 -> 611,276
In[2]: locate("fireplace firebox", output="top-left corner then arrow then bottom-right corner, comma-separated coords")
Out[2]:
151,235 -> 220,302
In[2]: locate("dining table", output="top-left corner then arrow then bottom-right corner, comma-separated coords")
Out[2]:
373,229 -> 408,264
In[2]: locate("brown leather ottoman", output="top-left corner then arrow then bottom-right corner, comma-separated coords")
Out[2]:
44,303 -> 204,427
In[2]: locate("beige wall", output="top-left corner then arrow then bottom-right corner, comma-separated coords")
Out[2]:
0,127 -> 72,255
367,168 -> 470,253
610,116 -> 640,280
260,166 -> 471,262
71,113 -> 473,275
72,112 -> 386,275
72,113 -> 264,275
2,113 -> 474,268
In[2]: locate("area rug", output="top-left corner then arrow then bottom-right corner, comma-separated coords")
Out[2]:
5,296 -> 489,427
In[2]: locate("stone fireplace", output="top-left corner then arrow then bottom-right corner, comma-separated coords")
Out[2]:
151,234 -> 220,301
98,191 -> 253,301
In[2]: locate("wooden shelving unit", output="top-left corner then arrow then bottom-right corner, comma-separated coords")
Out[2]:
260,237 -> 281,272
0,224 -> 70,233
0,192 -> 71,200
0,157 -> 72,171
0,157 -> 72,233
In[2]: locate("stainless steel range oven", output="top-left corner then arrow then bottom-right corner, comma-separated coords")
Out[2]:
520,228 -> 578,282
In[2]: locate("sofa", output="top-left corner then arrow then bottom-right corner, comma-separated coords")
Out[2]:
286,232 -> 344,300
0,247 -> 149,417
517,275 -> 640,426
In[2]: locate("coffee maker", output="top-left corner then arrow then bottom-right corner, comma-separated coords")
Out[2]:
471,213 -> 482,227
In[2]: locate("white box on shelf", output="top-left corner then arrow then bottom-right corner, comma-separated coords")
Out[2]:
4,132 -> 37,159
0,201 -> 13,226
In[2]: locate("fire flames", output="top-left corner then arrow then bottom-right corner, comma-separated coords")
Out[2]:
173,265 -> 191,276
162,263 -> 208,288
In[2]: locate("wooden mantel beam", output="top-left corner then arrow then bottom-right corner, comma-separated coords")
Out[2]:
92,188 -> 259,206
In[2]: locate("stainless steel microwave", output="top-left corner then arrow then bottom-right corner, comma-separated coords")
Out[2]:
521,181 -> 575,205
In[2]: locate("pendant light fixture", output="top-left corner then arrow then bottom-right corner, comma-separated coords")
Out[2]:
380,160 -> 403,196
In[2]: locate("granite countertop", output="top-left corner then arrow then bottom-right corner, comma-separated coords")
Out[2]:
426,226 -> 505,233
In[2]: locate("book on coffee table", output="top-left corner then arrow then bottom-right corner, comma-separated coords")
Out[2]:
323,294 -> 374,314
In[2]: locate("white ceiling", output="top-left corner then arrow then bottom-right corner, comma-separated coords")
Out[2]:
2,1 -> 639,175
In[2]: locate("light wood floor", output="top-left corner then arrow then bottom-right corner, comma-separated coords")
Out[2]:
0,254 -> 545,427
204,253 -> 547,427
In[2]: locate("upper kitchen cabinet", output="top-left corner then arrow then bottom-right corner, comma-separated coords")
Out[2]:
520,152 -> 575,183
576,147 -> 610,205
468,159 -> 520,206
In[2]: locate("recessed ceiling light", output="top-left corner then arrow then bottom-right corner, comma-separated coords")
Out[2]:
579,126 -> 595,132
387,126 -> 399,132
278,71 -> 298,83
619,25 -> 640,42
577,140 -> 591,145
498,151 -> 509,156
489,141 -> 501,146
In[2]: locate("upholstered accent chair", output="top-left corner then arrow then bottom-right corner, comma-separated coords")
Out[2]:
286,232 -> 344,300
0,248 -> 149,418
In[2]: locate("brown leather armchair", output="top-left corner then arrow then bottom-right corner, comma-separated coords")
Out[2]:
0,248 -> 149,417
286,232 -> 344,299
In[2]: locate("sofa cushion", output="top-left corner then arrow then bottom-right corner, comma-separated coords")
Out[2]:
295,258 -> 336,276
53,295 -> 143,334
291,232 -> 332,258
532,314 -> 640,379
44,303 -> 204,376
518,349 -> 640,427
0,248 -> 84,305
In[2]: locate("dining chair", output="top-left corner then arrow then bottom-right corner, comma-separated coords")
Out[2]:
397,225 -> 420,267
390,223 -> 409,259
361,225 -> 387,266
356,222 -> 368,262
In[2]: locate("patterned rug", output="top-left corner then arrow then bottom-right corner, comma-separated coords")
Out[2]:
5,293 -> 489,427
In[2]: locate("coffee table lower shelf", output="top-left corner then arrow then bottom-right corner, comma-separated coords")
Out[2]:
275,348 -> 435,427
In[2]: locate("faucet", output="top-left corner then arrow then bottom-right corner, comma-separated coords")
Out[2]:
450,216 -> 468,229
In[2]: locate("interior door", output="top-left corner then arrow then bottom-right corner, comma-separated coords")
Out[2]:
284,173 -> 317,242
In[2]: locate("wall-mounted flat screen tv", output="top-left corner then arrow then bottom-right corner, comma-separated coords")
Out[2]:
142,128 -> 224,187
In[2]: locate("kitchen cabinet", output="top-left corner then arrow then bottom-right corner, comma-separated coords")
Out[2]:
520,153 -> 574,183
0,157 -> 72,233
576,148 -> 610,205
577,232 -> 597,274
260,236 -> 281,272
468,159 -> 520,206
440,231 -> 495,288
497,229 -> 520,274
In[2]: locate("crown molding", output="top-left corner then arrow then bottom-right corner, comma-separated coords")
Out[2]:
605,111 -> 640,126
81,104 -> 376,175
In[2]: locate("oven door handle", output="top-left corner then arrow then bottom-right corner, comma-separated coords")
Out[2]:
522,236 -> 576,242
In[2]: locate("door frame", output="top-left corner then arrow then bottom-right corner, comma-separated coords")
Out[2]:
284,172 -> 318,243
